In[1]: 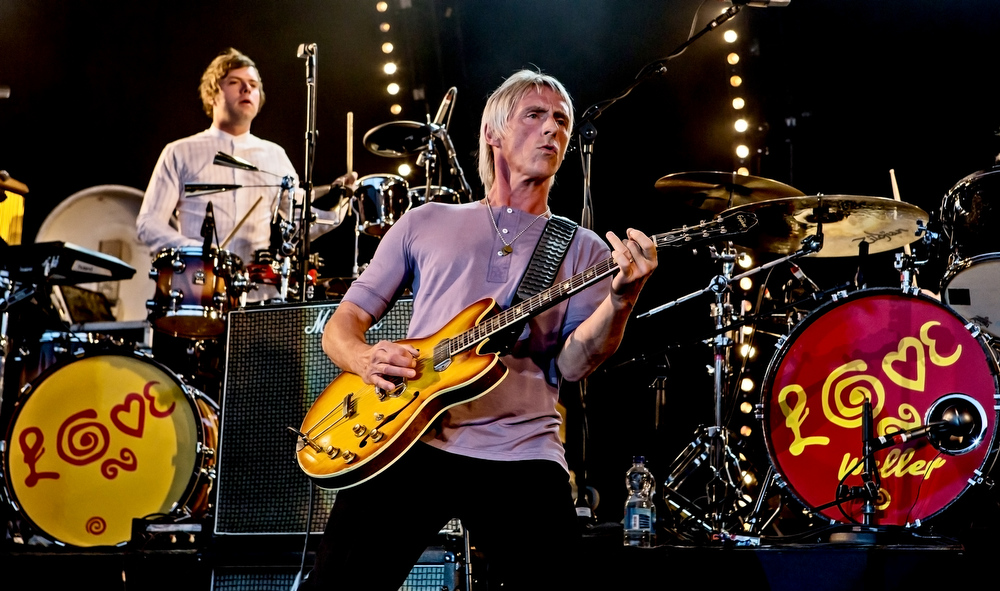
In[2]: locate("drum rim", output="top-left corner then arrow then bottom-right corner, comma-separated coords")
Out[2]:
2,350 -> 217,547
759,286 -> 1000,526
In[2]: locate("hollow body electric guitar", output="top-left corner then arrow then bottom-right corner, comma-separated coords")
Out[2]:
295,210 -> 758,489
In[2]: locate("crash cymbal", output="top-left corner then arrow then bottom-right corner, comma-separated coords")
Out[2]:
363,121 -> 431,157
729,195 -> 928,257
654,171 -> 803,213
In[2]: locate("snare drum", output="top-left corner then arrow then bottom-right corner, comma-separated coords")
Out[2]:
939,167 -> 1000,337
355,174 -> 410,237
761,288 -> 999,526
147,246 -> 244,338
3,352 -> 218,547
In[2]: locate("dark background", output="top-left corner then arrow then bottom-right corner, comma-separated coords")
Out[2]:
3,0 -> 1000,520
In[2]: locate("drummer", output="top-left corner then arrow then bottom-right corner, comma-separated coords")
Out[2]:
136,47 -> 356,303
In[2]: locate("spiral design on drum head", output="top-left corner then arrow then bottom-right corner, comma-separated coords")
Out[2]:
57,409 -> 111,466
86,516 -> 107,536
822,360 -> 886,429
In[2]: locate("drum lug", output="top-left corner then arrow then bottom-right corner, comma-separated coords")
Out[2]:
965,322 -> 982,339
775,335 -> 788,349
169,289 -> 184,301
197,441 -> 215,458
171,258 -> 186,273
753,403 -> 764,420
148,268 -> 159,280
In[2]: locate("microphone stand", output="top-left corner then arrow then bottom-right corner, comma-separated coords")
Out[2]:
297,42 -> 318,300
574,4 -> 743,230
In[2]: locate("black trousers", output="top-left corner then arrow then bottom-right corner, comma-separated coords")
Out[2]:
302,442 -> 583,590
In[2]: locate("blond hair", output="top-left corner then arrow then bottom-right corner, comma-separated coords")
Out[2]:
198,48 -> 265,117
477,70 -> 574,192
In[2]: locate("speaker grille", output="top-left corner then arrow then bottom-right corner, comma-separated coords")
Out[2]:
215,299 -> 412,536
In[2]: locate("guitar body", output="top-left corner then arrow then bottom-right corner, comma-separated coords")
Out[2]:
297,298 -> 509,490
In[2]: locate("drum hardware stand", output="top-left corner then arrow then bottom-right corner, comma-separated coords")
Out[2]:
641,234 -> 824,539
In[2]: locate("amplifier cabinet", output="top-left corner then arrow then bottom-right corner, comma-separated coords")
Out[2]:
214,299 -> 412,536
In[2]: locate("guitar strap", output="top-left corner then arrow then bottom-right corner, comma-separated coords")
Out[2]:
513,214 -> 578,303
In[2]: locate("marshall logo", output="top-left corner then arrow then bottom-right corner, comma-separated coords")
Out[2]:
305,307 -> 335,335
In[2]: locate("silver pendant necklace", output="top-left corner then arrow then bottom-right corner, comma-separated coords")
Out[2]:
485,200 -> 550,257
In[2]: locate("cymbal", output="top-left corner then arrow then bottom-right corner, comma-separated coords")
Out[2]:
653,171 -> 803,212
728,195 -> 928,257
363,121 -> 430,157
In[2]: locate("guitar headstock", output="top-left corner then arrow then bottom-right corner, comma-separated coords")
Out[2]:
653,210 -> 758,250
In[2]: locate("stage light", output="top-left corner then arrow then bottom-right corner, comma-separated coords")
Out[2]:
737,166 -> 750,176
733,97 -> 745,110
727,52 -> 740,65
739,344 -> 756,358
398,164 -> 412,176
737,252 -> 752,268
735,119 -> 748,133
730,75 -> 742,87
376,1 -> 388,12
390,104 -> 402,115
380,22 -> 390,32
741,326 -> 754,337
741,378 -> 754,393
739,277 -> 753,291
724,30 -> 738,43
736,145 -> 750,159
740,401 -> 754,414
740,425 -> 753,437
387,83 -> 400,95
383,62 -> 397,74
382,42 -> 394,54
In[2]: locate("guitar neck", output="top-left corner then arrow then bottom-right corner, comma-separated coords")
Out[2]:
440,211 -> 757,360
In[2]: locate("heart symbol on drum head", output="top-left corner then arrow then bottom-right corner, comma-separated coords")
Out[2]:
882,336 -> 926,392
111,392 -> 146,438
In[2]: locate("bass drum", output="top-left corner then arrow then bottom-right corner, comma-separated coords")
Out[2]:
761,288 -> 999,526
35,184 -> 156,323
3,352 -> 218,547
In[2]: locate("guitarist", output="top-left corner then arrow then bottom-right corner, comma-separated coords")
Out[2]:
304,69 -> 657,590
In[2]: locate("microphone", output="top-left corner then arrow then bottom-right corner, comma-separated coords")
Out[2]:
874,395 -> 980,453
432,87 -> 457,128
719,0 -> 791,6
874,421 -> 949,451
201,201 -> 215,257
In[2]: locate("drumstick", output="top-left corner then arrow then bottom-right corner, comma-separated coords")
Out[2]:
221,195 -> 263,250
347,111 -> 354,175
888,169 -> 912,257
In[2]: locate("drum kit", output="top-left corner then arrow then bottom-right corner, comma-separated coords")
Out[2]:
636,168 -> 1000,543
0,111 -> 472,549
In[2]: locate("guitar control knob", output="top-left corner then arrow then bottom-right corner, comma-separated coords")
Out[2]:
324,446 -> 341,458
370,429 -> 384,442
374,413 -> 385,422
352,424 -> 368,437
342,451 -> 357,463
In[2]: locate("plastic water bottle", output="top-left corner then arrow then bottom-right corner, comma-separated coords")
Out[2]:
623,456 -> 656,547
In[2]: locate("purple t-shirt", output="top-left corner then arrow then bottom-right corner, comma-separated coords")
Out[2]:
343,201 -> 611,470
